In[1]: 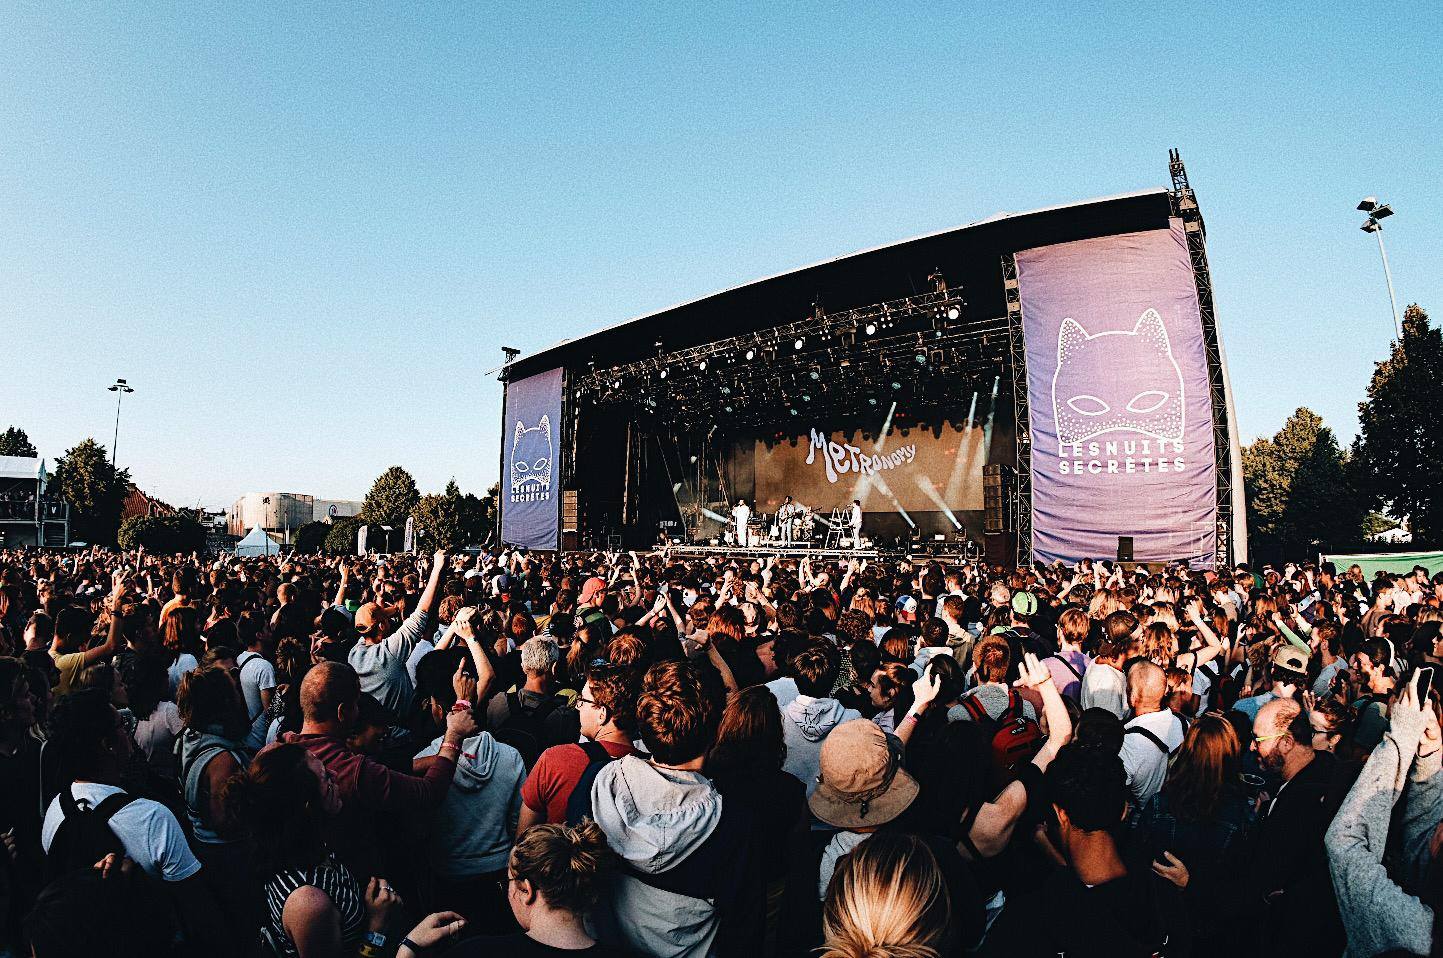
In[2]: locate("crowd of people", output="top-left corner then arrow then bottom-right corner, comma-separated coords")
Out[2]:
1,543 -> 1442,957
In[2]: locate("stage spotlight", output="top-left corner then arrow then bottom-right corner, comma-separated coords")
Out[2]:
864,322 -> 877,336
793,337 -> 805,350
809,368 -> 820,380
891,381 -> 902,390
724,405 -> 733,413
947,306 -> 960,321
789,407 -> 799,415
698,360 -> 707,371
868,397 -> 878,405
745,348 -> 756,361
801,393 -> 811,402
659,369 -> 668,379
612,379 -> 621,388
915,353 -> 927,365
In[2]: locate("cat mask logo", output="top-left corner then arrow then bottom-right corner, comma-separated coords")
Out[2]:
1052,309 -> 1185,446
510,415 -> 553,500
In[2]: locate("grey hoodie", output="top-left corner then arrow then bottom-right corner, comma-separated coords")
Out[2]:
590,754 -> 727,957
415,731 -> 526,878
781,695 -> 860,798
1325,710 -> 1443,957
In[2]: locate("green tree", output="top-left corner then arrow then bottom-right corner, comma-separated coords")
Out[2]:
360,466 -> 420,528
412,492 -> 465,550
1242,407 -> 1364,556
51,438 -> 131,545
117,512 -> 207,553
1354,304 -> 1443,543
293,520 -> 330,554
458,481 -> 499,547
323,516 -> 363,555
0,427 -> 37,457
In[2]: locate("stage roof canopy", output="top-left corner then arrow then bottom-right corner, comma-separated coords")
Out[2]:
507,188 -> 1174,381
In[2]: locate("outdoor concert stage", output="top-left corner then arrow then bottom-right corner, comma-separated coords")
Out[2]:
498,151 -> 1248,569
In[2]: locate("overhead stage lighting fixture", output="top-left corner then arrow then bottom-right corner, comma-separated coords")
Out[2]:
864,322 -> 877,335
745,348 -> 756,360
947,306 -> 961,321
659,369 -> 668,379
793,337 -> 805,350
698,360 -> 707,371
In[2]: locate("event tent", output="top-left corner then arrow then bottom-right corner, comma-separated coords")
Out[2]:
234,526 -> 280,557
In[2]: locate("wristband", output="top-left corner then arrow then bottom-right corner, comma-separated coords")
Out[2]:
438,740 -> 461,754
399,938 -> 425,955
450,701 -> 472,713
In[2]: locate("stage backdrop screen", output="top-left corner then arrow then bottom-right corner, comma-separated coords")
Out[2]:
753,423 -> 986,516
501,366 -> 563,550
1016,220 -> 1217,567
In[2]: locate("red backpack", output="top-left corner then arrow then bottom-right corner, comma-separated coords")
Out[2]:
961,688 -> 1044,773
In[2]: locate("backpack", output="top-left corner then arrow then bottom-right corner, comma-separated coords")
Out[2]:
961,689 -> 1044,772
564,740 -> 618,825
44,786 -> 138,883
492,691 -> 560,768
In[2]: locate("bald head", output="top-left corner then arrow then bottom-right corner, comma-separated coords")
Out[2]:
1127,661 -> 1166,713
301,661 -> 360,726
1256,697 -> 1304,742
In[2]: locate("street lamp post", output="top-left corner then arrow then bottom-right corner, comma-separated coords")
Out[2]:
1358,197 -> 1403,340
107,378 -> 135,467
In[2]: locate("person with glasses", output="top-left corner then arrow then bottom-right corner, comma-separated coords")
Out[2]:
516,663 -> 637,834
1219,696 -> 1356,955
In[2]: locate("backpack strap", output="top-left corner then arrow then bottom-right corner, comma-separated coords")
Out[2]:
960,692 -> 989,723
997,689 -> 1023,724
1125,725 -> 1176,756
91,790 -> 139,824
1055,654 -> 1082,682
576,739 -> 611,764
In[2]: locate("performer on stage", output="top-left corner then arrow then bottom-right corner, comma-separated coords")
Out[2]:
732,498 -> 752,547
849,498 -> 863,550
778,495 -> 797,545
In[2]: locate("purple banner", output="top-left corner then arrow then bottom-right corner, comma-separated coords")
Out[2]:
1016,221 -> 1216,567
501,367 -> 563,550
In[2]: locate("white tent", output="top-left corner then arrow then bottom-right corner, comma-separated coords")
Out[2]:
234,526 -> 280,557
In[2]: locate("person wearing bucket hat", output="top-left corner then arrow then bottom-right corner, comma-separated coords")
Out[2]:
809,720 -> 988,950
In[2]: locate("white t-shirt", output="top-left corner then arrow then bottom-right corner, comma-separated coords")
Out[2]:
238,650 -> 277,721
133,701 -> 184,770
1120,710 -> 1186,806
167,653 -> 198,695
42,782 -> 201,882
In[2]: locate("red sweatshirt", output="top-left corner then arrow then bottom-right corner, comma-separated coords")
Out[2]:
292,732 -> 455,880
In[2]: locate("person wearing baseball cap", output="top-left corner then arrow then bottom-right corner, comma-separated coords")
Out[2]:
1234,644 -> 1311,722
894,594 -> 919,626
575,576 -> 609,634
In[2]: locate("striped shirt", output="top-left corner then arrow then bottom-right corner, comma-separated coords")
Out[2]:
262,853 -> 365,958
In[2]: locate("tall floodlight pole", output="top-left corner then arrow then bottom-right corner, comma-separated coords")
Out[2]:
107,378 -> 135,467
1358,197 -> 1402,340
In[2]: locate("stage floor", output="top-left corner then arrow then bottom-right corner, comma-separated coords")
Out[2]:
663,543 -> 978,565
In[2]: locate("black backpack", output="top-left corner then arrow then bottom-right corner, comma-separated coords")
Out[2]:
492,691 -> 560,768
564,740 -> 617,825
44,786 -> 138,883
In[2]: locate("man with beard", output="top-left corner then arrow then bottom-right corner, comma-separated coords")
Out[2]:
1225,697 -> 1355,956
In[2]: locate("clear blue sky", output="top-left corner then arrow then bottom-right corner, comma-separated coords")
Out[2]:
2,3 -> 1438,509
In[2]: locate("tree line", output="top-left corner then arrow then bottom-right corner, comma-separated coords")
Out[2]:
1243,303 -> 1443,561
6,304 -> 1438,557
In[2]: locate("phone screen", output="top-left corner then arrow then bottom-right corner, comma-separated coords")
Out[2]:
1418,666 -> 1435,694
